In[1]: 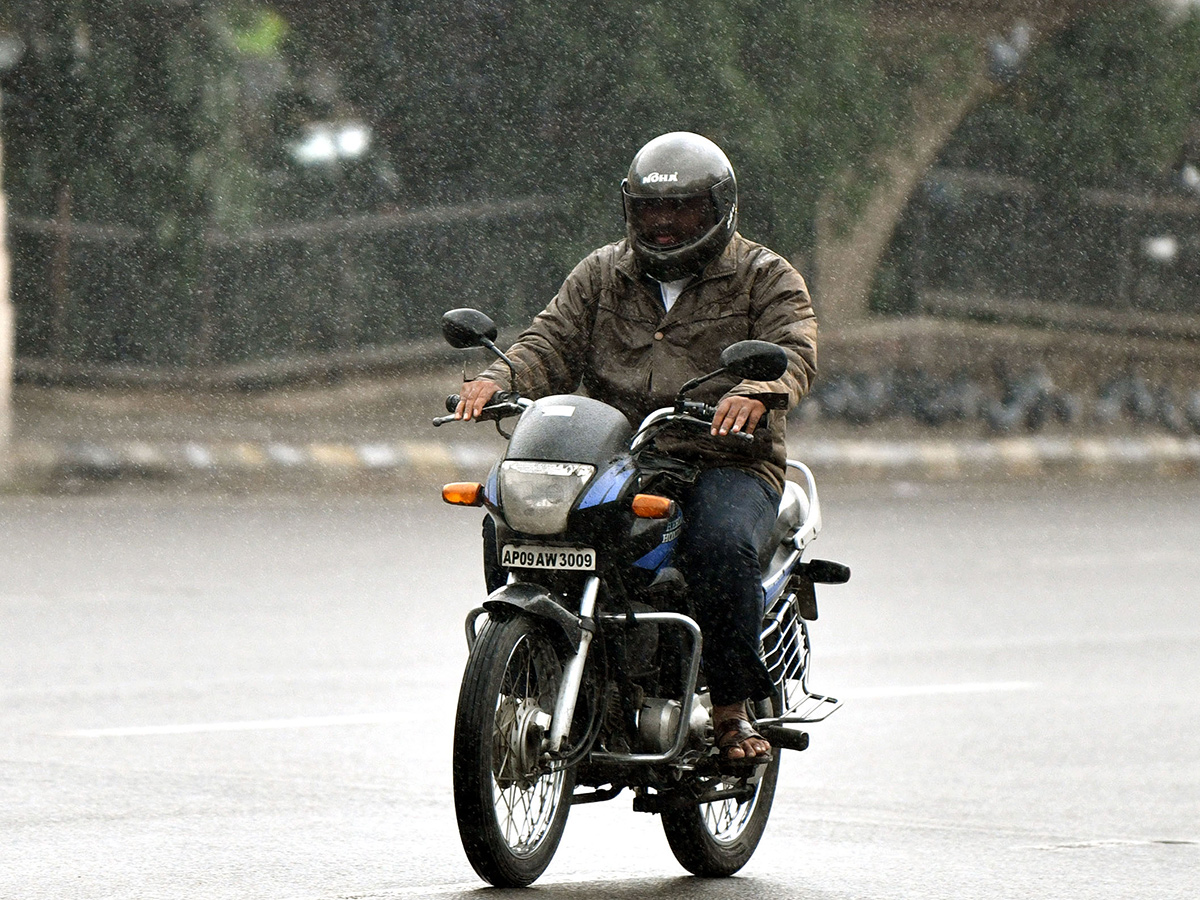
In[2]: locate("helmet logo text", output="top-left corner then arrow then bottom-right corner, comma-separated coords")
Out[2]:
642,171 -> 679,184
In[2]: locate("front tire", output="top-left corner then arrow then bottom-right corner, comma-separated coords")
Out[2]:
660,696 -> 780,877
452,615 -> 574,887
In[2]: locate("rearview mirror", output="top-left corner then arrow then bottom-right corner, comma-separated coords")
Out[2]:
441,308 -> 498,349
719,340 -> 789,382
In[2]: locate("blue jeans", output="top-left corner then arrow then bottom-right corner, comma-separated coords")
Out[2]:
674,467 -> 780,707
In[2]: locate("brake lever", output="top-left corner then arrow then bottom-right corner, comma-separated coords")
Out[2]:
699,405 -> 757,442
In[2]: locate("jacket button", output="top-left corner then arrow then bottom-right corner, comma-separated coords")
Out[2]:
654,331 -> 664,341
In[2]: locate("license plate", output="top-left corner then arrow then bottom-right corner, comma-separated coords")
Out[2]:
501,544 -> 596,571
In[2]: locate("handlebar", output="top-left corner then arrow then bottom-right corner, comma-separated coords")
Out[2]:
434,393 -> 754,443
432,391 -> 525,427
685,400 -> 754,442
637,400 -> 755,444
675,411 -> 754,443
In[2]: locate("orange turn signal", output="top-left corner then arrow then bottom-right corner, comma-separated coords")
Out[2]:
632,493 -> 675,519
442,482 -> 484,506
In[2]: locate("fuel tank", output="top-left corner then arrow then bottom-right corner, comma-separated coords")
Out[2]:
505,395 -> 634,467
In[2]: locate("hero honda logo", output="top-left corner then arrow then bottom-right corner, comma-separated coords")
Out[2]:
642,171 -> 679,184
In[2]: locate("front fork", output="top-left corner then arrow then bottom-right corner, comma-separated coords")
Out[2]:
463,574 -> 705,763
545,575 -> 599,754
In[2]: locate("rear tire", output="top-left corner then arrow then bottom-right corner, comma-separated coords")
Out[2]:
660,696 -> 780,877
453,615 -> 574,887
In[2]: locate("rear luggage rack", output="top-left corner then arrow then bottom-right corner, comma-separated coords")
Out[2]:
759,594 -> 841,724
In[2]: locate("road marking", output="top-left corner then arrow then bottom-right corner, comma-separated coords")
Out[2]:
57,712 -> 403,738
839,681 -> 1039,699
1023,838 -> 1199,851
821,630 -> 1200,659
360,873 -> 645,897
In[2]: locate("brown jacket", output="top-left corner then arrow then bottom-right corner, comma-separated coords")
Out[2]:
478,233 -> 818,494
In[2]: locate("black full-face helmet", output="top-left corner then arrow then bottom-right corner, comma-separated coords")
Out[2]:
621,131 -> 738,281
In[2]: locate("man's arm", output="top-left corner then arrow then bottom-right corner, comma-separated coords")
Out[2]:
724,250 -> 818,414
457,252 -> 603,419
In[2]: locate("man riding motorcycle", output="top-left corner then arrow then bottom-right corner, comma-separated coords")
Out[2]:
455,131 -> 818,761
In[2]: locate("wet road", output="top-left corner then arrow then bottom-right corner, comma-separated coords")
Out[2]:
2,476 -> 1198,899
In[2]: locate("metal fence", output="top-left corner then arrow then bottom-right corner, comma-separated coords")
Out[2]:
11,196 -> 569,382
907,167 -> 1200,337
14,169 -> 1200,383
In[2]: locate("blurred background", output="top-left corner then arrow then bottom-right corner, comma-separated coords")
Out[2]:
0,1 -> 1197,387
2,7 -> 1198,897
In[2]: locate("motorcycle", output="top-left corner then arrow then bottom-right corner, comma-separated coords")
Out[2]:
433,307 -> 850,887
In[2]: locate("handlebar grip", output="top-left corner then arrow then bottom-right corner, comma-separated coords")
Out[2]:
447,390 -> 519,414
674,411 -> 755,442
681,400 -> 752,440
435,391 -> 524,427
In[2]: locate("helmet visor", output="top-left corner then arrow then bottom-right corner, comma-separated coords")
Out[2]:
626,194 -> 717,251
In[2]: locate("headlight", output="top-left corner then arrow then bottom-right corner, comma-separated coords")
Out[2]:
499,461 -> 595,535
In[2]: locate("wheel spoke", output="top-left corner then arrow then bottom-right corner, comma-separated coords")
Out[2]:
455,617 -> 574,886
486,632 -> 564,855
703,784 -> 756,842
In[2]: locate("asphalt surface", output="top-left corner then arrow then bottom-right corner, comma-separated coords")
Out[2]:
2,477 -> 1198,898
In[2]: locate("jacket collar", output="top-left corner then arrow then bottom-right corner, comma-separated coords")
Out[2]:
615,235 -> 741,286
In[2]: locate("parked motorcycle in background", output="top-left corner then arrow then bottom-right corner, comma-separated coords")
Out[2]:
433,308 -> 850,887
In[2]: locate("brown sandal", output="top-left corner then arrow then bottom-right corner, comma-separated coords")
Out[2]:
715,718 -> 773,762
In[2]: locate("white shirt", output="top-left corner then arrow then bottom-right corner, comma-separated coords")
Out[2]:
657,277 -> 690,312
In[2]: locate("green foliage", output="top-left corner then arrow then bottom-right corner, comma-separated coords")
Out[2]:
943,4 -> 1200,191
229,6 -> 287,57
3,0 -> 907,258
5,1 -> 263,229
290,0 -> 898,263
2,0 -> 279,362
37,1 -> 1192,365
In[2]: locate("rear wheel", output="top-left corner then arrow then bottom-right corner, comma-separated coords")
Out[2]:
453,615 -> 574,887
660,697 -> 780,877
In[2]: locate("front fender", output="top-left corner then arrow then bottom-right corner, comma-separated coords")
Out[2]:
482,582 -> 586,651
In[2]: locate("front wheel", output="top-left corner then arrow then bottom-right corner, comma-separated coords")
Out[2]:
660,696 -> 780,877
452,614 -> 574,887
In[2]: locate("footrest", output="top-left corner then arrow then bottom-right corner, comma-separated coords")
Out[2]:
759,725 -> 809,753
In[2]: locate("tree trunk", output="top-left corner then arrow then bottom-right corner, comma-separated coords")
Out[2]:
815,1 -> 1112,331
814,68 -> 994,331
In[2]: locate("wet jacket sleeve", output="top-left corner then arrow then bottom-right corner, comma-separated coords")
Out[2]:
723,250 -> 818,411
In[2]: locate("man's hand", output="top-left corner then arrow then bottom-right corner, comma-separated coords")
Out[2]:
711,396 -> 767,436
456,379 -> 501,421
